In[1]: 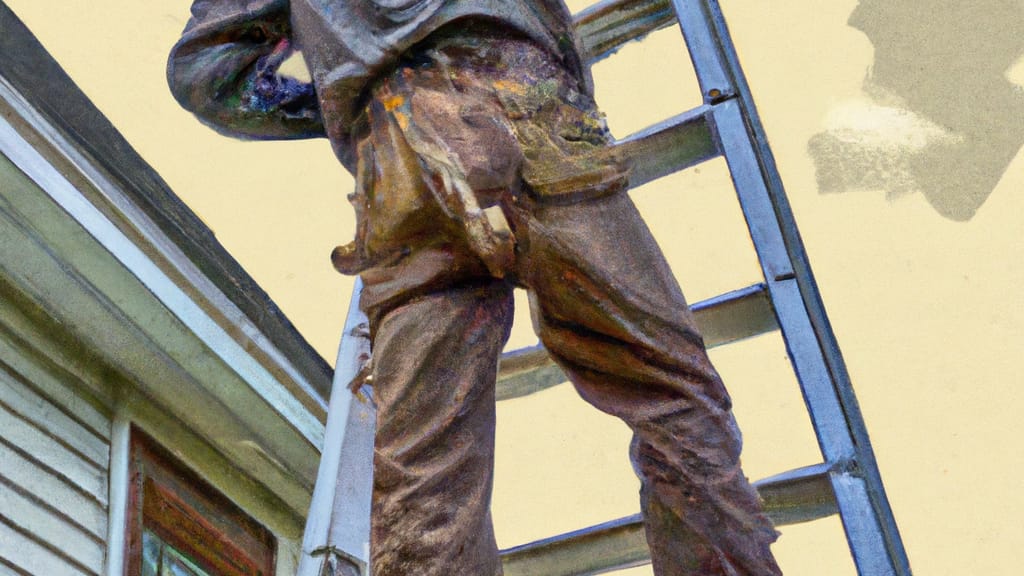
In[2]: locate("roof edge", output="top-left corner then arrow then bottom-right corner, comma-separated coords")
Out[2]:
0,4 -> 333,400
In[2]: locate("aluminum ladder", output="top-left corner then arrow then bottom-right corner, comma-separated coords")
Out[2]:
297,1 -> 912,574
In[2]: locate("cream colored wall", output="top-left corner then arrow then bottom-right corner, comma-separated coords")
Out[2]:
5,1 -> 1021,574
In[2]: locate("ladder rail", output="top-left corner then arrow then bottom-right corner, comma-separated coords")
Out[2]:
672,1 -> 911,573
719,106 -> 895,569
297,279 -> 374,576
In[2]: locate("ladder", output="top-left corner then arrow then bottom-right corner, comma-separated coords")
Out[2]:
297,1 -> 912,574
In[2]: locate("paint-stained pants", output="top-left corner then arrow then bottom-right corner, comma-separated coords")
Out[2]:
349,28 -> 781,576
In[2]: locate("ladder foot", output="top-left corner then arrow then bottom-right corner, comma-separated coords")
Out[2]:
318,554 -> 362,576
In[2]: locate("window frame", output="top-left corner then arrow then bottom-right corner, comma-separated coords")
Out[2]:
124,427 -> 276,576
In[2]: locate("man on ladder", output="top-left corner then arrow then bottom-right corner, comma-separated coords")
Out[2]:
168,1 -> 782,574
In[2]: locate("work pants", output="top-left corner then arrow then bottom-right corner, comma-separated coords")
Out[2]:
349,28 -> 781,576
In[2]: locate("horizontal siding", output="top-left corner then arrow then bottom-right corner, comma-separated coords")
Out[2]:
0,558 -> 29,576
0,441 -> 106,539
0,403 -> 106,503
0,481 -> 105,571
0,520 -> 94,576
0,367 -> 108,468
0,335 -> 110,439
0,357 -> 109,576
0,559 -> 31,576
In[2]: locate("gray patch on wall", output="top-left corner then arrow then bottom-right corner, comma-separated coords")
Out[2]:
808,0 -> 1024,221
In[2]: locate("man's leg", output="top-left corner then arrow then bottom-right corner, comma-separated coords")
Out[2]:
364,279 -> 514,576
514,191 -> 782,576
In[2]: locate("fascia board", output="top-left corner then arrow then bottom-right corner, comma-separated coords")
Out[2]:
0,4 -> 332,405
0,79 -> 325,518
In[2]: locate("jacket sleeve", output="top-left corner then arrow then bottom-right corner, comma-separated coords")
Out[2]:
168,0 -> 325,140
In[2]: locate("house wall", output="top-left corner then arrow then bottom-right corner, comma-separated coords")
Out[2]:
0,331 -> 305,576
0,341 -> 111,575
0,29 -> 322,570
0,134 -> 317,576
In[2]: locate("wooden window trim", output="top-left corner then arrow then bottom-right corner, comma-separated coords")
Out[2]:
125,427 -> 276,576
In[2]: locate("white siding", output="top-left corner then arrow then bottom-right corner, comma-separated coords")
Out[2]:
0,359 -> 110,576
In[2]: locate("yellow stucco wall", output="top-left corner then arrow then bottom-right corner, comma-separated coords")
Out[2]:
6,1 -> 1021,574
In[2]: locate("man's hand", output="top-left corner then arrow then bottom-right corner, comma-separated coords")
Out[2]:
169,0 -> 326,140
247,39 -> 319,115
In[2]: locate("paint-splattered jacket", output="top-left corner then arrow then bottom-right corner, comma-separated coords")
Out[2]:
167,0 -> 591,171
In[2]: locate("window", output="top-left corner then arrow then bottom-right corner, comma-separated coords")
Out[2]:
125,428 -> 276,576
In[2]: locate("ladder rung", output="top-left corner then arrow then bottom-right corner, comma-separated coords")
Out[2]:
496,347 -> 567,402
502,514 -> 648,576
497,283 -> 776,401
689,282 -> 777,349
575,0 -> 676,63
754,462 -> 840,526
615,106 -> 718,189
520,106 -> 716,203
499,463 -> 838,576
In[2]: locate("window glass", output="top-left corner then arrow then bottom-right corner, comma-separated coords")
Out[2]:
142,530 -> 215,576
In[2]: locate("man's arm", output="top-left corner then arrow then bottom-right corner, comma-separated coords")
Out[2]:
168,0 -> 325,140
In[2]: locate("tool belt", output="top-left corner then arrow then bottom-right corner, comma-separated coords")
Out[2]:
332,27 -> 630,277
